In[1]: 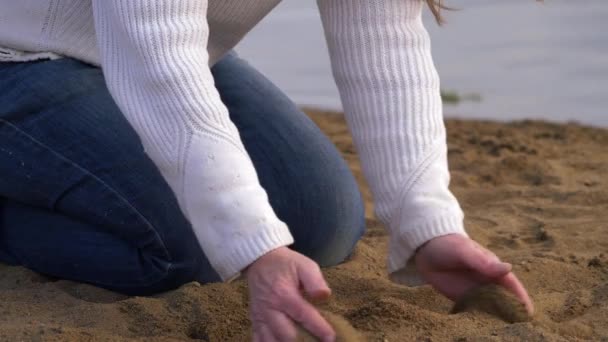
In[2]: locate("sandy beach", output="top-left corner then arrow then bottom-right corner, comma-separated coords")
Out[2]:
0,109 -> 606,341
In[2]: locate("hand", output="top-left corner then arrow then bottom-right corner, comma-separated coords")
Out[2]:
415,234 -> 534,314
246,247 -> 335,342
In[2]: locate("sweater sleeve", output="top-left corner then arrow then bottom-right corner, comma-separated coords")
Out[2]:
90,0 -> 294,281
316,0 -> 468,286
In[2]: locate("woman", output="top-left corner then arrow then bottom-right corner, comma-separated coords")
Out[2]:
0,0 -> 533,341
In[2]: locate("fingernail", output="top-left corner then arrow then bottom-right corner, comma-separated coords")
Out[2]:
309,288 -> 331,302
494,262 -> 510,271
527,301 -> 535,315
489,262 -> 511,275
323,334 -> 336,342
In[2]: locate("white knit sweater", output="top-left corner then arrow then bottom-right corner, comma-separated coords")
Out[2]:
0,0 -> 466,285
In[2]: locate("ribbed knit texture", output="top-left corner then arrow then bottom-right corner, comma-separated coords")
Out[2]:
0,0 -> 467,285
317,0 -> 466,284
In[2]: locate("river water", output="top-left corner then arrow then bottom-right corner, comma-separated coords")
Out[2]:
237,0 -> 608,127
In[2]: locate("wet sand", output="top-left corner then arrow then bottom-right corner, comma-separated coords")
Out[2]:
0,109 -> 606,341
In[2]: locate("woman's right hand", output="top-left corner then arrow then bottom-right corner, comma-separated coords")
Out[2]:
246,246 -> 336,342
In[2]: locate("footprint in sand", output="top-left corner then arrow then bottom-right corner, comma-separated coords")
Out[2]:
296,310 -> 364,342
451,284 -> 531,323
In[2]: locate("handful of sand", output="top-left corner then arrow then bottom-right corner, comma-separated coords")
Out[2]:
248,309 -> 364,341
451,284 -> 532,323
295,310 -> 364,342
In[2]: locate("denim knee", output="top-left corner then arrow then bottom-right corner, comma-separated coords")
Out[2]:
0,58 -> 220,295
287,157 -> 366,267
211,52 -> 366,268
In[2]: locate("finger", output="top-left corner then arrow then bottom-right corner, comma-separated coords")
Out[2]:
297,262 -> 331,301
266,311 -> 298,342
258,324 -> 278,342
252,330 -> 261,342
460,243 -> 511,279
497,272 -> 535,315
283,292 -> 335,341
477,244 -> 502,263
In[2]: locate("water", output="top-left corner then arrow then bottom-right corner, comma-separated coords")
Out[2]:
236,0 -> 608,127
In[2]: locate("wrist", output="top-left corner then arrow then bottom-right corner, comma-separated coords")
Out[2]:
244,246 -> 290,276
416,233 -> 460,252
415,233 -> 464,259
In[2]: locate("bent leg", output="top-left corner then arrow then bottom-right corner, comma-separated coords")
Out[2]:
0,59 -> 219,295
0,51 -> 365,297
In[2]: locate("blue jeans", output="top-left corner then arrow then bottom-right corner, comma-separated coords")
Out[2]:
0,53 -> 365,295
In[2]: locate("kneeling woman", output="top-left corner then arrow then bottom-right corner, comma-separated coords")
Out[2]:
0,0 -> 532,341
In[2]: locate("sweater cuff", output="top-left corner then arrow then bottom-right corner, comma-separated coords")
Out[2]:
387,210 -> 467,286
215,220 -> 294,281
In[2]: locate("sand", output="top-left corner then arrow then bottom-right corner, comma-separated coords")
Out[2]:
295,310 -> 363,342
450,284 -> 531,324
0,109 -> 607,341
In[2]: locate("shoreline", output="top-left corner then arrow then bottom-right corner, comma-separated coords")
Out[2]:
302,107 -> 608,130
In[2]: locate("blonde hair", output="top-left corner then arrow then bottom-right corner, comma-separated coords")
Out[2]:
427,1 -> 542,25
426,0 -> 449,25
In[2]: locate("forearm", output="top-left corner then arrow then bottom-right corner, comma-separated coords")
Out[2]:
317,0 -> 466,284
91,0 -> 293,280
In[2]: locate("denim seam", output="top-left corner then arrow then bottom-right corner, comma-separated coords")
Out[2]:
0,119 -> 173,287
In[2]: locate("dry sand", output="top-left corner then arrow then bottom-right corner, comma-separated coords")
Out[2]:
295,310 -> 363,342
0,109 -> 607,341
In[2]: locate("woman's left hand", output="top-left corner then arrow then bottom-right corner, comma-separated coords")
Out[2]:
415,234 -> 534,314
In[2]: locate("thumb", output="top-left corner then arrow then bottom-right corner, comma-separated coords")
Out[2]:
298,262 -> 331,302
461,245 -> 512,279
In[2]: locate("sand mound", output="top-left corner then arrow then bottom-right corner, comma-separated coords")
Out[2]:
0,110 -> 606,341
451,284 -> 531,323
295,310 -> 364,342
